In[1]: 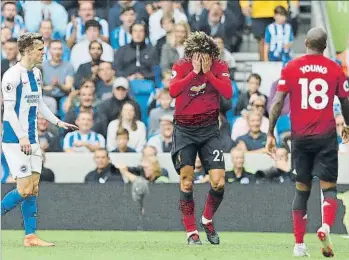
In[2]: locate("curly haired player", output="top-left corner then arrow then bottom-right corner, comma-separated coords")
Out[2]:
169,32 -> 233,245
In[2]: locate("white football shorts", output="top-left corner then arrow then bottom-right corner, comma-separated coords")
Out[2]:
2,143 -> 42,179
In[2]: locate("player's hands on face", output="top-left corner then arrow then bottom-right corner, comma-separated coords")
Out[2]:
341,126 -> 349,144
201,54 -> 212,74
19,137 -> 32,155
265,134 -> 277,158
57,120 -> 79,130
192,53 -> 201,74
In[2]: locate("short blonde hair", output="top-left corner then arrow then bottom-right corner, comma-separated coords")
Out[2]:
143,156 -> 162,178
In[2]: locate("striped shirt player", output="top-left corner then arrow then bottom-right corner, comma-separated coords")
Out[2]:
110,26 -> 150,51
1,14 -> 25,38
1,63 -> 60,179
265,22 -> 294,65
65,17 -> 109,44
63,130 -> 105,153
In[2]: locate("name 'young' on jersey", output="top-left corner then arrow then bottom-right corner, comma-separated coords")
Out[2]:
2,63 -> 44,144
169,58 -> 232,126
277,54 -> 349,137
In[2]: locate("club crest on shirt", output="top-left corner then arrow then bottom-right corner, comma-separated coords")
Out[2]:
189,83 -> 206,97
344,80 -> 349,92
5,83 -> 13,92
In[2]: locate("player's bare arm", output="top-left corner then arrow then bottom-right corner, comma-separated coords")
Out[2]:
339,97 -> 349,143
266,91 -> 288,155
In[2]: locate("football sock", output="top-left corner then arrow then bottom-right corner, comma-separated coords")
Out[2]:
179,190 -> 197,235
1,189 -> 24,215
202,188 -> 224,223
292,189 -> 310,244
322,187 -> 337,228
21,196 -> 37,235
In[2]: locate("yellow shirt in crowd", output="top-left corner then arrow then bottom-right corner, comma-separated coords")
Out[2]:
240,0 -> 298,18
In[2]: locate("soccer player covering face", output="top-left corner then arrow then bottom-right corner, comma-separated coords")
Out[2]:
1,33 -> 77,247
266,27 -> 349,257
169,32 -> 232,245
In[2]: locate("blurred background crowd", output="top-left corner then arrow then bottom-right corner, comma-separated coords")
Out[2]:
1,0 -> 349,184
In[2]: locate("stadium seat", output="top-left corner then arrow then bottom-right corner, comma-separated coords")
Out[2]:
130,80 -> 155,125
276,115 -> 291,145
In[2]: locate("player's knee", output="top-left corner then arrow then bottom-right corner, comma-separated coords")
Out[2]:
296,182 -> 311,192
32,183 -> 39,196
180,166 -> 194,192
17,185 -> 34,198
209,170 -> 225,191
181,178 -> 194,192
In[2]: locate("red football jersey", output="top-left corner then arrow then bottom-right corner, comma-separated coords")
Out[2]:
277,54 -> 349,137
169,58 -> 232,126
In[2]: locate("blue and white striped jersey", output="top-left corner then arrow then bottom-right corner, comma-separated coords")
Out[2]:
1,15 -> 25,38
1,63 -> 57,144
65,17 -> 109,43
265,23 -> 294,61
63,131 -> 105,153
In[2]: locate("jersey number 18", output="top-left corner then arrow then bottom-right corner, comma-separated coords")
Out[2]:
299,78 -> 329,110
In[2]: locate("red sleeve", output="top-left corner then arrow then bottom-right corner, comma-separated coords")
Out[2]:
336,67 -> 349,98
205,62 -> 233,99
277,65 -> 291,93
169,63 -> 197,98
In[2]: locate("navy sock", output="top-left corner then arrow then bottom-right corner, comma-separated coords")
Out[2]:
21,196 -> 37,235
1,189 -> 24,215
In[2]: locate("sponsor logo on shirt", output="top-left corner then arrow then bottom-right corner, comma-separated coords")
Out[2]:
189,83 -> 206,97
24,94 -> 40,104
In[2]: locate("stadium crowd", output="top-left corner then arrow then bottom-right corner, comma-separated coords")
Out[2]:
1,0 -> 349,184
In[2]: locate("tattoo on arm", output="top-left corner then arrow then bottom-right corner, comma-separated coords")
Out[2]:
268,91 -> 287,135
339,97 -> 349,125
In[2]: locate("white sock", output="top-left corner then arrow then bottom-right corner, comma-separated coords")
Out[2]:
201,215 -> 212,225
187,230 -> 198,238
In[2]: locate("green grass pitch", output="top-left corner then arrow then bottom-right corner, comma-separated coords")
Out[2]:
2,231 -> 349,260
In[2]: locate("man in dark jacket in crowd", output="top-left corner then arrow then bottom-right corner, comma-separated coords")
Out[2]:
85,148 -> 124,183
95,77 -> 141,137
114,23 -> 157,81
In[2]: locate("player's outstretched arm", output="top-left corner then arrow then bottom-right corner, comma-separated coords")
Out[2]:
38,97 -> 78,130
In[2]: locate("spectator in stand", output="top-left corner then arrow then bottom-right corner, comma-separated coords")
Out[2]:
95,77 -> 141,136
147,114 -> 173,153
1,1 -> 25,38
336,34 -> 349,77
64,86 -> 97,133
114,23 -> 157,81
39,20 -> 70,62
195,2 -> 241,53
85,148 -> 124,183
149,0 -> 187,45
110,7 -> 136,51
74,40 -> 103,89
96,61 -> 116,102
240,0 -> 290,61
107,101 -> 146,152
335,113 -> 349,153
225,148 -> 254,184
1,27 -> 12,59
219,113 -> 236,152
264,6 -> 294,66
64,111 -> 105,153
193,155 -> 207,184
160,21 -> 190,73
267,79 -> 290,116
1,38 -> 19,75
42,40 -> 74,108
235,73 -> 264,116
255,147 -> 295,184
148,88 -> 174,137
232,94 -> 269,141
37,113 -> 61,152
214,36 -> 236,80
108,0 -> 148,34
155,14 -> 175,60
236,111 -> 267,153
111,129 -> 136,153
70,19 -> 113,71
66,1 -> 109,48
118,155 -> 169,183
22,0 -> 68,38
142,145 -> 158,158
40,151 -> 55,182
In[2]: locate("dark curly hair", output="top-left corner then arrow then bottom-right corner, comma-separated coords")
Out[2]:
184,31 -> 220,59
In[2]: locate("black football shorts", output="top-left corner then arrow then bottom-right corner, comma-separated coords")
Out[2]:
171,122 -> 225,174
292,131 -> 339,183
